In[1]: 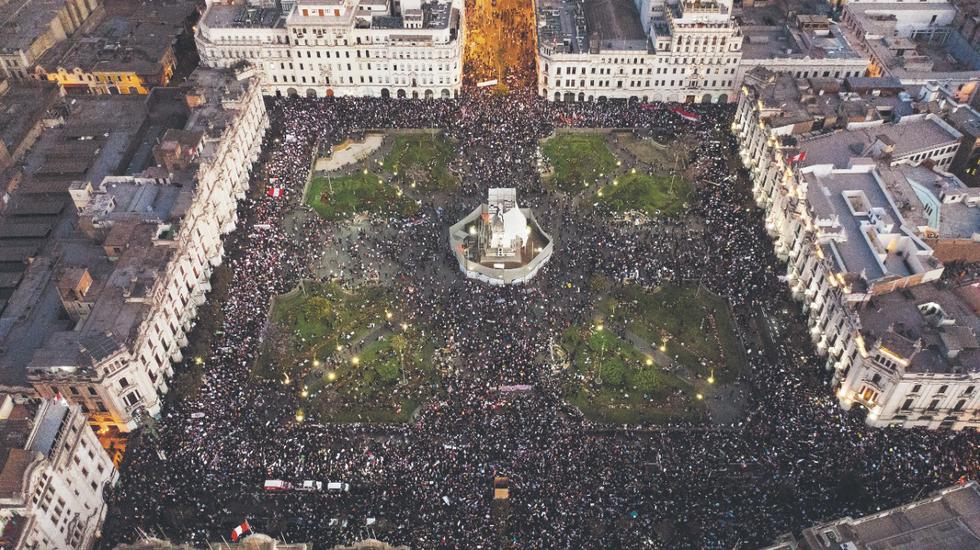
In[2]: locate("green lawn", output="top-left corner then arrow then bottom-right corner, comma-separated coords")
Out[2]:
382,133 -> 459,191
560,325 -> 705,424
608,285 -> 745,382
256,282 -> 390,381
541,133 -> 618,192
305,172 -> 417,221
597,172 -> 691,217
257,281 -> 440,423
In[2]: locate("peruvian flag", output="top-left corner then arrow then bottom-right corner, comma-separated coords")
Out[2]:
787,150 -> 807,164
266,186 -> 284,198
670,106 -> 701,122
231,520 -> 251,542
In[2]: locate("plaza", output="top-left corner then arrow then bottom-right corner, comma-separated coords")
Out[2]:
97,89 -> 978,549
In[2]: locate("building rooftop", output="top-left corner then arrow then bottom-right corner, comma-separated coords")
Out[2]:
876,163 -> 980,240
800,115 -> 962,168
38,0 -> 195,76
801,482 -> 980,549
858,283 -> 980,374
584,0 -> 647,51
0,0 -> 77,53
741,23 -> 862,61
203,4 -> 286,30
537,0 -> 647,54
803,167 -> 939,285
0,81 -> 60,153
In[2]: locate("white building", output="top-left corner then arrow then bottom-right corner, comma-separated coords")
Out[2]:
25,68 -> 269,432
839,0 -> 980,104
535,0 -> 743,103
0,394 -> 117,550
735,72 -> 980,430
195,0 -> 464,99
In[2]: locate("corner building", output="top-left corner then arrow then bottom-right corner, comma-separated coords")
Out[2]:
536,0 -> 742,103
195,0 -> 464,98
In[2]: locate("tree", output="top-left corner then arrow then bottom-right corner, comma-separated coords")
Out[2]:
599,356 -> 627,387
390,334 -> 409,382
303,296 -> 334,326
628,366 -> 661,394
375,357 -> 400,383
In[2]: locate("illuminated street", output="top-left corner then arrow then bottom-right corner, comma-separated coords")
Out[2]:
463,0 -> 537,88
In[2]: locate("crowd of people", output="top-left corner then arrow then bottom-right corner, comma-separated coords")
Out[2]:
101,90 -> 978,550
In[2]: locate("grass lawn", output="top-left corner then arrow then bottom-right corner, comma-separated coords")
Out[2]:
607,285 -> 745,382
541,132 -> 618,192
256,281 -> 390,381
305,172 -> 417,221
597,172 -> 691,217
257,281 -> 440,423
560,325 -> 705,424
382,133 -> 459,191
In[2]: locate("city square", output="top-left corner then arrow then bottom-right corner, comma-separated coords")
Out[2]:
0,0 -> 977,547
96,91 -> 977,548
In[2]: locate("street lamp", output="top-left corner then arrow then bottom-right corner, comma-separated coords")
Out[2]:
351,356 -> 360,366
707,370 -> 715,384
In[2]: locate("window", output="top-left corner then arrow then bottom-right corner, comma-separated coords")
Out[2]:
912,384 -> 922,394
902,398 -> 913,410
927,399 -> 939,411
123,392 -> 141,407
938,385 -> 948,395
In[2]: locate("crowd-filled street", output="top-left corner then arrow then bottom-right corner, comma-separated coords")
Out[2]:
100,91 -> 978,550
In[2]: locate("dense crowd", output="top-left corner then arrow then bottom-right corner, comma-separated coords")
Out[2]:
101,90 -> 978,550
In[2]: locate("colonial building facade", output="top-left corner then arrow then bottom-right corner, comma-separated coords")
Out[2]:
195,0 -> 465,98
25,68 -> 269,432
0,394 -> 117,550
536,0 -> 743,103
735,71 -> 980,430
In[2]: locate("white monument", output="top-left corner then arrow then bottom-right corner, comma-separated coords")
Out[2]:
449,188 -> 553,285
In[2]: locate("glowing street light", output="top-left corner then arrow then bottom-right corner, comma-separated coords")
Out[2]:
301,386 -> 309,398
194,356 -> 204,366
327,371 -> 337,382
295,410 -> 305,422
696,393 -> 704,400
312,359 -> 320,368
351,356 -> 360,366
645,357 -> 654,366
707,370 -> 715,384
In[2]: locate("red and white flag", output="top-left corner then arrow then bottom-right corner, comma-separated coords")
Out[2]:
266,186 -> 284,198
670,106 -> 700,122
787,150 -> 807,164
231,520 -> 251,542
